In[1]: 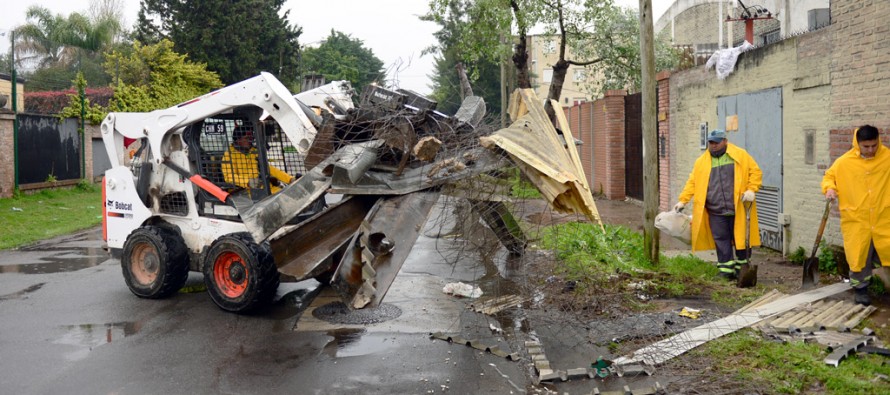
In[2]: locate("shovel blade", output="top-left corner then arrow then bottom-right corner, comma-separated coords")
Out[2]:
802,257 -> 820,289
736,263 -> 758,288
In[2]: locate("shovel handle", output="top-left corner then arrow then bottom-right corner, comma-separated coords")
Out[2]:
809,200 -> 832,259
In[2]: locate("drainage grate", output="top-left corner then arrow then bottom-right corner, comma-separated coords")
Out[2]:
312,301 -> 401,325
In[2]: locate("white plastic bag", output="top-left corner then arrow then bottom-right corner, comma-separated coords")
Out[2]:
442,282 -> 483,298
705,41 -> 754,80
654,210 -> 692,244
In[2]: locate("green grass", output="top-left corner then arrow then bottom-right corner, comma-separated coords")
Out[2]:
536,222 -> 718,298
690,330 -> 890,393
508,168 -> 543,199
0,182 -> 102,250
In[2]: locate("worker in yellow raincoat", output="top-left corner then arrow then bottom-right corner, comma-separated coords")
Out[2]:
673,129 -> 762,280
222,126 -> 295,194
822,125 -> 890,306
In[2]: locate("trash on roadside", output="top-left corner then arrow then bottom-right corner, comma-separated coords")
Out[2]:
11,207 -> 23,212
591,356 -> 611,378
679,307 -> 701,319
442,282 -> 483,298
654,210 -> 691,244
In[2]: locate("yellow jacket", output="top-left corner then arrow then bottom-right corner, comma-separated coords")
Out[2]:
679,143 -> 762,251
821,133 -> 890,272
222,146 -> 294,193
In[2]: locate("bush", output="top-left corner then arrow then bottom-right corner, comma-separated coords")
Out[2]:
25,87 -> 113,115
788,246 -> 807,265
818,240 -> 837,274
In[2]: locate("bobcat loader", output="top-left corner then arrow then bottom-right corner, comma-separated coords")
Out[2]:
101,73 -> 355,312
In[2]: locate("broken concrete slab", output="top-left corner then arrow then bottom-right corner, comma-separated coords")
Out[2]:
825,335 -> 874,367
613,282 -> 850,366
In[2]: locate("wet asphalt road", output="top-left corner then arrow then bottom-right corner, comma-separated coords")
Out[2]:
0,208 -> 531,394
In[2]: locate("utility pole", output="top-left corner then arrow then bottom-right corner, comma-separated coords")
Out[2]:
639,0 -> 659,264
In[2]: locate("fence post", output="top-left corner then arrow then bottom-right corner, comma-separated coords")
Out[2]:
80,84 -> 86,181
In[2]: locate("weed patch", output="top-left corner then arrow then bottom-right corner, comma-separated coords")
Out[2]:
686,330 -> 890,393
536,222 -> 722,302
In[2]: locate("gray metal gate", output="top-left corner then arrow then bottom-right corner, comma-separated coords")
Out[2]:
717,88 -> 783,251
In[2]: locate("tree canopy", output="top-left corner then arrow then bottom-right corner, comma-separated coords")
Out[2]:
102,39 -> 224,113
135,0 -> 302,87
422,0 -> 503,116
425,0 -> 680,113
13,4 -> 123,90
300,30 -> 385,93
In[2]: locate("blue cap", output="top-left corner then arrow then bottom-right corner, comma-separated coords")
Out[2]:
707,129 -> 727,142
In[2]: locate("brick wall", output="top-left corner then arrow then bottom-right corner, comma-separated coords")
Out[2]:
590,90 -> 627,200
830,1 -> 890,126
829,127 -> 890,161
670,28 -> 833,253
657,71 -> 671,211
0,113 -> 13,198
581,103 -> 594,188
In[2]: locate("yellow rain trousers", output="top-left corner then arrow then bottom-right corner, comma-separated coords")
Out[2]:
679,143 -> 762,252
222,146 -> 294,193
821,133 -> 890,272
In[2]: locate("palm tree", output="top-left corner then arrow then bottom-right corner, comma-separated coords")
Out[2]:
15,5 -> 121,67
14,6 -> 75,69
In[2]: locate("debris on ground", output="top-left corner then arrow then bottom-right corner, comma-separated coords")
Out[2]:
442,282 -> 483,298
825,335 -> 875,367
470,295 -> 528,315
678,307 -> 701,320
613,283 -> 850,366
429,332 -> 519,360
753,294 -> 878,333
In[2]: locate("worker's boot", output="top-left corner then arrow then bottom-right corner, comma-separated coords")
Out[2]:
733,259 -> 748,278
854,287 -> 871,306
717,262 -> 736,281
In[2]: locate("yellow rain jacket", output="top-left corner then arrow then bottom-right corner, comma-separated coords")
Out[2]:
222,146 -> 294,193
679,143 -> 762,251
821,133 -> 890,272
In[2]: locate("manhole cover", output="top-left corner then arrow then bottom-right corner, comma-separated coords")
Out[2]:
312,301 -> 402,325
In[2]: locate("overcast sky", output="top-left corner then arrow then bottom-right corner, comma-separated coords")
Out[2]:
0,0 -> 672,95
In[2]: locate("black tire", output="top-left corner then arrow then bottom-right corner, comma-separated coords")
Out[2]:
121,225 -> 189,299
203,233 -> 279,313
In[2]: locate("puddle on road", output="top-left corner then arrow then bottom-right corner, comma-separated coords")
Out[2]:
0,283 -> 46,300
0,248 -> 106,275
54,321 -> 143,362
321,328 -> 393,358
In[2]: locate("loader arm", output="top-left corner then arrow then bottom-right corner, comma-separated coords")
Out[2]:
100,72 -> 317,168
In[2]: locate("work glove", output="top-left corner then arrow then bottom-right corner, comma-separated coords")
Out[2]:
673,202 -> 686,212
741,190 -> 756,202
825,189 -> 838,201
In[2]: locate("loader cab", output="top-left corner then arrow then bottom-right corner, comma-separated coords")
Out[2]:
185,106 -> 312,220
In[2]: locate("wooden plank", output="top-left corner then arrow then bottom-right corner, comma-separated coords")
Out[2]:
613,282 -> 850,366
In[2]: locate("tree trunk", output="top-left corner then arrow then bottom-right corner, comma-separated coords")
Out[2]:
639,0 -> 660,264
544,59 -> 569,125
512,33 -> 531,89
456,62 -> 473,98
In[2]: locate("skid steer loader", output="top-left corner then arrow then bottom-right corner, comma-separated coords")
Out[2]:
101,73 -> 354,312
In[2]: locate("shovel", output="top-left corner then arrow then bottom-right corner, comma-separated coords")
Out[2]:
736,200 -> 758,288
802,200 -> 831,289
